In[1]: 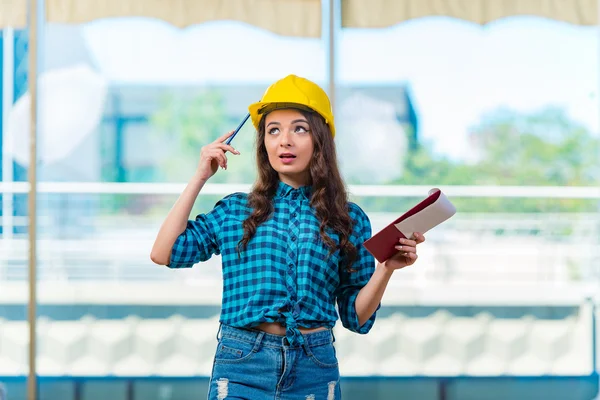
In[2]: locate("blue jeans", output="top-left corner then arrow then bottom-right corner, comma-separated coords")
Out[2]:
208,324 -> 342,399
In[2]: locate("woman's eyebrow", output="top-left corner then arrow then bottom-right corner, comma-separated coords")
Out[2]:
291,119 -> 309,124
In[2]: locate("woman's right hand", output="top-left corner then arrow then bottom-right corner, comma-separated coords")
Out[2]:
195,130 -> 240,182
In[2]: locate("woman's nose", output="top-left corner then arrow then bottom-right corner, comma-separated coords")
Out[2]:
279,130 -> 293,147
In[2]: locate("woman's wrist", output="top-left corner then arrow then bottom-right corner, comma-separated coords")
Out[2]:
191,171 -> 209,186
377,261 -> 395,276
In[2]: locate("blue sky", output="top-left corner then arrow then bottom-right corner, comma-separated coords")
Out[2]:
80,16 -> 598,160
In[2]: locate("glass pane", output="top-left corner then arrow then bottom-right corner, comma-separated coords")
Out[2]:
338,15 -> 599,398
7,8 -> 596,400
1,25 -> 30,400
34,17 -> 326,400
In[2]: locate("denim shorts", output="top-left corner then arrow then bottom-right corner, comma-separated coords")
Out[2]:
207,324 -> 342,400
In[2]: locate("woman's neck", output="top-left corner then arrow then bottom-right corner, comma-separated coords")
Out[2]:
278,173 -> 311,189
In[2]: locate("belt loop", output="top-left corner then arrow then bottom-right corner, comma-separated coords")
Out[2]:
302,342 -> 312,357
252,330 -> 265,353
216,323 -> 223,341
331,328 -> 336,344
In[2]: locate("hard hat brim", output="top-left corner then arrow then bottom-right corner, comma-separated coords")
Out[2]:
248,101 -> 336,137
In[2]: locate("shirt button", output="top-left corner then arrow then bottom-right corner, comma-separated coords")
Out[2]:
291,236 -> 296,242
288,263 -> 294,269
292,192 -> 298,199
291,212 -> 297,218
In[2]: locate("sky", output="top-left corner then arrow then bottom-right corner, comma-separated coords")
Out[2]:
78,16 -> 598,160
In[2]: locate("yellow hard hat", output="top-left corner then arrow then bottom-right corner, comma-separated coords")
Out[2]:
248,74 -> 335,137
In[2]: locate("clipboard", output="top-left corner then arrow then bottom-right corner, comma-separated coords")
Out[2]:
363,188 -> 457,264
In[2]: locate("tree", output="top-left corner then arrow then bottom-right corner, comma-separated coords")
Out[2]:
149,88 -> 258,212
468,107 -> 598,187
150,88 -> 258,181
385,107 -> 600,213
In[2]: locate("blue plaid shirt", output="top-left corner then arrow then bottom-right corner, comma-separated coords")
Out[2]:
168,181 -> 378,345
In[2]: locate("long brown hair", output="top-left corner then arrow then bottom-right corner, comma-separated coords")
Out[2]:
237,108 -> 358,272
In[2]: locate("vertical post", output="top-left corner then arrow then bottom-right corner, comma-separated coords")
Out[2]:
113,95 -> 126,182
590,296 -> 599,400
126,380 -> 134,400
596,1 -> 600,396
74,380 -> 82,400
591,5 -> 600,399
27,0 -> 42,398
326,0 -> 339,112
592,298 -> 597,372
438,378 -> 448,400
2,28 -> 14,240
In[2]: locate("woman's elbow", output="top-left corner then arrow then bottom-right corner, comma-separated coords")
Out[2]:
357,316 -> 368,328
150,249 -> 169,266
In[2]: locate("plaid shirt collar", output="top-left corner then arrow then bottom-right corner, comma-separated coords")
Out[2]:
275,180 -> 313,200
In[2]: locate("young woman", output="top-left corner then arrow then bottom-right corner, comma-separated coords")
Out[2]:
151,74 -> 425,399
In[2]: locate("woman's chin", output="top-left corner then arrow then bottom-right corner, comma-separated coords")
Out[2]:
275,162 -> 307,173
276,170 -> 311,186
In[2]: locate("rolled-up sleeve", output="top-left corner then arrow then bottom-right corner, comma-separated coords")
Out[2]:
168,195 -> 231,268
335,203 -> 379,334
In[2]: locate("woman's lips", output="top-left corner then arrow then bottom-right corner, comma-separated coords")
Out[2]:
280,156 -> 296,164
279,153 -> 296,164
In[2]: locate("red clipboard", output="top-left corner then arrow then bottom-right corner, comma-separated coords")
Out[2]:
363,189 -> 456,264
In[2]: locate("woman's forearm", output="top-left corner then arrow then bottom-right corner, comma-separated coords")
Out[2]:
354,263 -> 394,326
150,174 -> 207,265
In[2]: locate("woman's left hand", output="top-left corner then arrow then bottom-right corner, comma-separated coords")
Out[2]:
383,232 -> 426,270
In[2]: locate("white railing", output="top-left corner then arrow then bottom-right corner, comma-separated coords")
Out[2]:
1,181 -> 600,198
1,182 -> 599,286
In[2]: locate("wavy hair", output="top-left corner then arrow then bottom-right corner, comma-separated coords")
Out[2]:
237,108 -> 357,272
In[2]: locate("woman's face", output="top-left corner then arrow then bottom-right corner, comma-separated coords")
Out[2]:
263,109 -> 314,188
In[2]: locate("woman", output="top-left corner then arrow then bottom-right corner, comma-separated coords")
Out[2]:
151,74 -> 425,399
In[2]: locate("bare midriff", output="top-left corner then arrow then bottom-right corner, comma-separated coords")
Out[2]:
254,322 -> 328,336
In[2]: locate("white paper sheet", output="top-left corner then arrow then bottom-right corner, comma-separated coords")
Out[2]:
393,188 -> 456,239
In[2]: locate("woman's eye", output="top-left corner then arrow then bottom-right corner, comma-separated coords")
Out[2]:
268,128 -> 280,135
295,126 -> 309,133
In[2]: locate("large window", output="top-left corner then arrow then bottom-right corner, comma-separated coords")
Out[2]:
338,17 -> 600,287
0,7 -> 598,400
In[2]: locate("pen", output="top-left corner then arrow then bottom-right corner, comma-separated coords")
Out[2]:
225,113 -> 251,145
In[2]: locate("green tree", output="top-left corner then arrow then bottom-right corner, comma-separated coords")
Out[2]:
149,88 -> 258,214
150,88 -> 258,185
384,107 -> 600,213
468,107 -> 598,187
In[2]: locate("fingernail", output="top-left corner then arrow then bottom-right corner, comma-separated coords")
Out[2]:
395,245 -> 402,250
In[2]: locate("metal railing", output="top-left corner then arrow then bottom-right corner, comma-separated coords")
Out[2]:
1,182 -> 599,286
